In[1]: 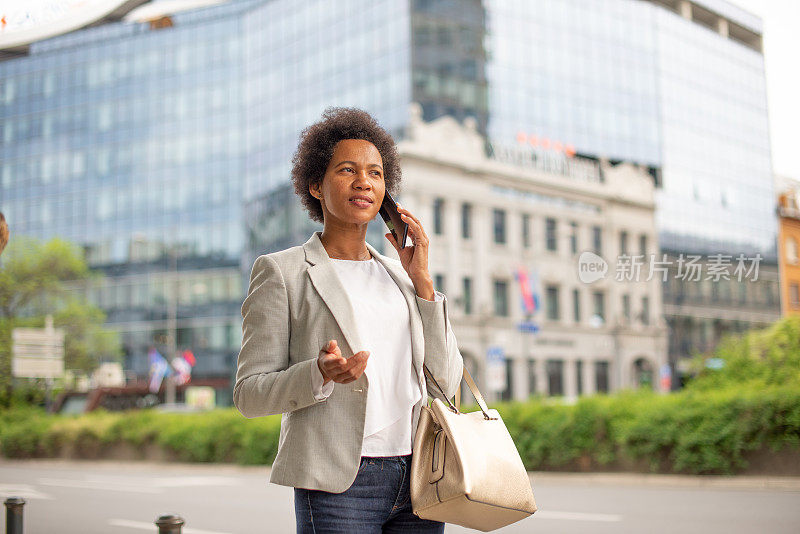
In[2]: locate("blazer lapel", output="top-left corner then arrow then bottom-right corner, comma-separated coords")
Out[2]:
304,232 -> 364,358
303,231 -> 425,377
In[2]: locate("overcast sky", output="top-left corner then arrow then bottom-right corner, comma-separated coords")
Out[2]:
727,0 -> 800,181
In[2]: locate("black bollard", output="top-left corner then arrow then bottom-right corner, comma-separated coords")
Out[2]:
155,513 -> 185,533
5,497 -> 26,534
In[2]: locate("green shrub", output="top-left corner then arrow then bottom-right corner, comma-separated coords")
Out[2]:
0,392 -> 798,474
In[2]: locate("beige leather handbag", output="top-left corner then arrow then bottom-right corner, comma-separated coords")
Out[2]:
411,365 -> 537,532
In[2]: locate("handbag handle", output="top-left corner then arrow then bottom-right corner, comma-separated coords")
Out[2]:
423,363 -> 495,420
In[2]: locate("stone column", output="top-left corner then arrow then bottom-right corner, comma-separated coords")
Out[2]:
535,358 -> 548,396
445,198 -> 459,298
513,355 -> 529,401
582,358 -> 596,396
564,358 -> 578,401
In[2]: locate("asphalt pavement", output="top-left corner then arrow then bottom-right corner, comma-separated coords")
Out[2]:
1,458 -> 799,533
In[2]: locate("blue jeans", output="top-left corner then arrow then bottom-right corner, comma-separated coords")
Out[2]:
294,453 -> 445,533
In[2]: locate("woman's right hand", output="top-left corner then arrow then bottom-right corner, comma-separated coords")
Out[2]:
317,339 -> 370,385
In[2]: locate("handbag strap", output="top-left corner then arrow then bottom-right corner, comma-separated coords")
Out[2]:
423,363 -> 493,419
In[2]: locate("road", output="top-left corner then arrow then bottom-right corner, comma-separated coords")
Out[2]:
1,459 -> 799,533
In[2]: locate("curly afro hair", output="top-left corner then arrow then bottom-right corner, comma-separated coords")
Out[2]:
291,107 -> 402,224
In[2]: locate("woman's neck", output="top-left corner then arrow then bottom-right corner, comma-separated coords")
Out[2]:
319,230 -> 372,261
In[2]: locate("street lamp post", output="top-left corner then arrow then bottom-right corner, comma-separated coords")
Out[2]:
165,229 -> 178,405
136,231 -> 179,405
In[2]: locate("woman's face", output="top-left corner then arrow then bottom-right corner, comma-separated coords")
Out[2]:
310,138 -> 385,227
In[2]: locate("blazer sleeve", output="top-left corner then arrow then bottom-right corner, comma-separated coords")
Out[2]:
233,254 -> 328,418
416,289 -> 464,403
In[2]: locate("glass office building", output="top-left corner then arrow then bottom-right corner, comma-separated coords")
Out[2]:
0,0 -> 776,395
482,0 -> 773,259
0,1 -> 261,391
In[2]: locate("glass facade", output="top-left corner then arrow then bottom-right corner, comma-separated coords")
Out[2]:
243,0 -> 411,201
411,0 -> 488,132
481,0 -> 775,260
653,6 -> 774,258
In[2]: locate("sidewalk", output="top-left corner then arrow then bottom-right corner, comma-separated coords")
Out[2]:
3,457 -> 800,491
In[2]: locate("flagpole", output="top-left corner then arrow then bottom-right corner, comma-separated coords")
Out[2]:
165,227 -> 177,405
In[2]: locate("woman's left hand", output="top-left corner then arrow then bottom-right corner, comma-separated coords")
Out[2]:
384,202 -> 431,286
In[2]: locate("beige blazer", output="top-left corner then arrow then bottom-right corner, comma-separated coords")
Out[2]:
233,230 -> 464,493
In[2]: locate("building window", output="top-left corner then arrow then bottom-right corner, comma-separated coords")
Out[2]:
622,294 -> 631,323
787,237 -> 799,264
595,361 -> 609,393
572,288 -> 580,323
546,284 -> 560,320
620,231 -> 628,255
639,234 -> 648,257
545,217 -> 557,251
712,280 -> 720,301
433,197 -> 444,235
593,291 -> 605,323
546,359 -> 564,396
501,358 -> 513,401
790,283 -> 800,309
493,208 -> 506,244
641,296 -> 650,325
527,359 -> 537,395
576,360 -> 584,396
462,277 -> 472,314
569,221 -> 578,254
461,202 -> 472,239
592,226 -> 602,255
434,273 -> 445,294
493,279 -> 508,316
522,213 -> 530,248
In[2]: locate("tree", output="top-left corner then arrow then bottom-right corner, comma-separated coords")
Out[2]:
0,236 -> 122,397
686,315 -> 800,391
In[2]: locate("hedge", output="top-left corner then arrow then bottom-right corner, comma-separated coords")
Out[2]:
2,383 -> 798,475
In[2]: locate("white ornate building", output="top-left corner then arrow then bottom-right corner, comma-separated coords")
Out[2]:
384,104 -> 669,402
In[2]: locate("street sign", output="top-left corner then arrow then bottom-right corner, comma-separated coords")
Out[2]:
517,321 -> 539,333
186,386 -> 216,410
12,315 -> 65,379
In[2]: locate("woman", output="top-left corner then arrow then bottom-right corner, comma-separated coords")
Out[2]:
233,107 -> 463,533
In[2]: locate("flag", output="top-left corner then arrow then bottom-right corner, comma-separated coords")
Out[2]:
515,266 -> 535,315
171,356 -> 192,386
181,349 -> 196,367
515,266 -> 542,316
148,348 -> 170,394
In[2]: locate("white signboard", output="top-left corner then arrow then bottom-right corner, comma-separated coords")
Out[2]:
486,346 -> 506,392
12,315 -> 65,379
186,386 -> 216,410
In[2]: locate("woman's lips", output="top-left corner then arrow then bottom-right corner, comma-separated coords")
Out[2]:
350,199 -> 372,208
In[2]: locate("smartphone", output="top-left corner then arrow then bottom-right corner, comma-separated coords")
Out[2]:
379,190 -> 409,249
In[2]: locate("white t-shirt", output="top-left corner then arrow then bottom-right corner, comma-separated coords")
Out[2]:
310,255 -> 441,456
